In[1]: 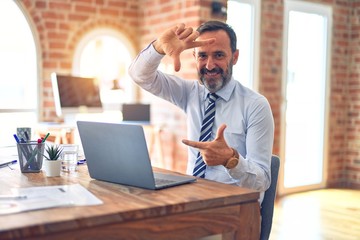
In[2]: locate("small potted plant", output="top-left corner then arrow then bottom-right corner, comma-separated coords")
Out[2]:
43,144 -> 63,177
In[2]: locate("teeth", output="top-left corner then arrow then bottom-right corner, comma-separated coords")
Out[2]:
207,72 -> 218,76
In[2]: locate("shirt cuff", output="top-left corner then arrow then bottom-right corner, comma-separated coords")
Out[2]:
141,41 -> 165,61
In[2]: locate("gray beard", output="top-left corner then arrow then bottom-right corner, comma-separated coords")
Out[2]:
199,64 -> 233,93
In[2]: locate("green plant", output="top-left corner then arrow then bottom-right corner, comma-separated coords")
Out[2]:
44,145 -> 63,160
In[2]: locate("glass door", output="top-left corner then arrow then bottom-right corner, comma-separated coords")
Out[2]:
279,1 -> 332,195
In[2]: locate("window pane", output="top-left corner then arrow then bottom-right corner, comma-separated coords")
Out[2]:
227,0 -> 255,89
0,1 -> 37,109
284,7 -> 329,188
0,1 -> 37,146
78,35 -> 133,108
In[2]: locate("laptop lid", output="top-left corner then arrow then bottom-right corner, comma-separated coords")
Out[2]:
76,121 -> 196,190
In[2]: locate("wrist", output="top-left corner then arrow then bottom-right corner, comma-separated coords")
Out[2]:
152,40 -> 165,55
224,148 -> 239,169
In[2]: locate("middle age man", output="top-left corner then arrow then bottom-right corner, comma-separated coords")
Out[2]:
129,21 -> 274,203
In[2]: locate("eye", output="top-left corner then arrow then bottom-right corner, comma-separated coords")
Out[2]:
197,53 -> 207,60
214,52 -> 225,59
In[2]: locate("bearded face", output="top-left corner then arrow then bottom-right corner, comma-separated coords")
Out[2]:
194,30 -> 238,93
198,60 -> 234,92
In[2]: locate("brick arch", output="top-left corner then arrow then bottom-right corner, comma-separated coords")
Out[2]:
65,19 -> 138,69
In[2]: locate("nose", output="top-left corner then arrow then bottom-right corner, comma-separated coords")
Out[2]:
205,56 -> 216,70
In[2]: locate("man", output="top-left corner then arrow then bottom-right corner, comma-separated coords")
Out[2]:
129,21 -> 274,203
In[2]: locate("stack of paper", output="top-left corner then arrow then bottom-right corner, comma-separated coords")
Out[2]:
0,184 -> 103,215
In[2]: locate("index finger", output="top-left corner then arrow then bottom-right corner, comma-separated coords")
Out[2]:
182,139 -> 207,149
189,38 -> 215,48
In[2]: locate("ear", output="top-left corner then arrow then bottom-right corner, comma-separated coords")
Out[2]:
232,49 -> 239,65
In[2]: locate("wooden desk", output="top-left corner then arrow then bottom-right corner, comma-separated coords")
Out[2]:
0,165 -> 260,240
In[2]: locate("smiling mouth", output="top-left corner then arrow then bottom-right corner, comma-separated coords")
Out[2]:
202,67 -> 222,76
205,72 -> 219,76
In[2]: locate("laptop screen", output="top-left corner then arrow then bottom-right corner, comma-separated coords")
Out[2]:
121,104 -> 150,123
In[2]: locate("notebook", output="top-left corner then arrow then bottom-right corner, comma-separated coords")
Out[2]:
76,121 -> 196,190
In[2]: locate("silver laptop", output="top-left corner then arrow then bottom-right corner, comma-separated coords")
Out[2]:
77,121 -> 196,190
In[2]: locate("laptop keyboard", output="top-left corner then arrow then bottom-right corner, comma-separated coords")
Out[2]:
155,178 -> 177,186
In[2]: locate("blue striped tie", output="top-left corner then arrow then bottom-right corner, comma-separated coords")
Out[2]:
193,93 -> 219,178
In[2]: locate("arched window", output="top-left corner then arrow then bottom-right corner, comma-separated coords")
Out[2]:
73,29 -> 135,118
0,1 -> 38,146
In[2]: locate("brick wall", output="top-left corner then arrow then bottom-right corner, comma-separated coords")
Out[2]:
20,0 -> 140,121
346,0 -> 360,188
17,0 -> 360,188
327,0 -> 352,188
260,0 -> 283,157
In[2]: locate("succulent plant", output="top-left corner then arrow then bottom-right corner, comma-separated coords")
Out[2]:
44,145 -> 63,160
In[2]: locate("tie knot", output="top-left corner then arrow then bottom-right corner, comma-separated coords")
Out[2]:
208,93 -> 219,103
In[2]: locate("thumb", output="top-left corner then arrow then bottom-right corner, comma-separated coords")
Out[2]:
214,124 -> 227,141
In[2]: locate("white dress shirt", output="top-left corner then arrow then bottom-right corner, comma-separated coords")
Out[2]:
129,43 -> 274,203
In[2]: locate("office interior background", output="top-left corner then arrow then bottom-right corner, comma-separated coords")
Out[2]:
0,0 -> 359,199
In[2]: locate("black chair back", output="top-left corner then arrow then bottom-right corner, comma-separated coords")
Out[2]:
260,155 -> 280,240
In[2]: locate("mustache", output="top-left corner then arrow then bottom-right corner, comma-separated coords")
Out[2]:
200,67 -> 223,75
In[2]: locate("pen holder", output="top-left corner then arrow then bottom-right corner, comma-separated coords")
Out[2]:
17,141 -> 45,173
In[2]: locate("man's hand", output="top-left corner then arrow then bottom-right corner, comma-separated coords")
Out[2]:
182,124 -> 234,166
153,23 -> 215,72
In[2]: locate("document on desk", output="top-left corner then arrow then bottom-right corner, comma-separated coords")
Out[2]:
0,184 -> 103,215
0,145 -> 18,164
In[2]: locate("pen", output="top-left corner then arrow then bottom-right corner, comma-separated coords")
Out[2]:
14,134 -> 33,168
77,159 -> 86,165
0,160 -> 17,168
42,133 -> 50,142
23,144 -> 41,169
13,134 -> 20,143
23,133 -> 50,169
24,131 -> 30,141
0,195 -> 27,200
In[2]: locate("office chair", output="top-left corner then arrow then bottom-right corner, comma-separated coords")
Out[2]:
260,155 -> 280,240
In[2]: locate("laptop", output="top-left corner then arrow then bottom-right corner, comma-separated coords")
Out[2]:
121,103 -> 151,125
77,121 -> 196,190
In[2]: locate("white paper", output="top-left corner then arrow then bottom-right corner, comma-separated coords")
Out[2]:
0,184 -> 103,215
0,145 -> 18,164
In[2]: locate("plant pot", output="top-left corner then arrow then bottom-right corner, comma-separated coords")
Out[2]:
44,159 -> 62,177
